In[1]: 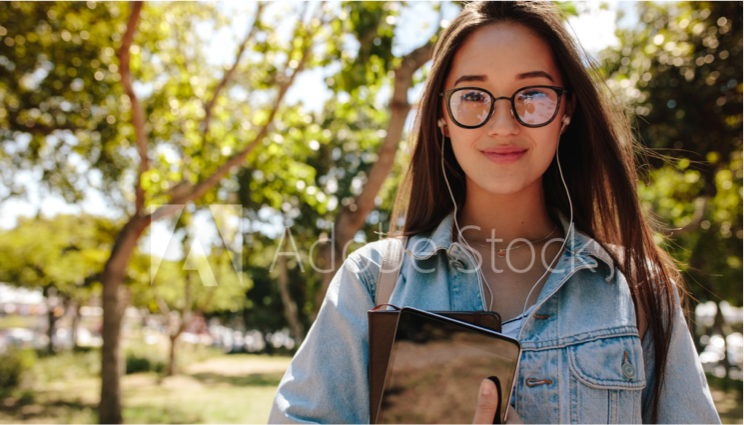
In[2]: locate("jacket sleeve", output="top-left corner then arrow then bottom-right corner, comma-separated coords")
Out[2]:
641,288 -> 721,424
268,253 -> 377,424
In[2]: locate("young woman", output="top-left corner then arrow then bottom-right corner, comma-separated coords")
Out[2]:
270,2 -> 721,423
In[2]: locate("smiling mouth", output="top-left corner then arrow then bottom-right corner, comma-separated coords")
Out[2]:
481,149 -> 527,164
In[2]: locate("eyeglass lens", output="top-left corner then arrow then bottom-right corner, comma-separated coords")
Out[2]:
449,87 -> 559,127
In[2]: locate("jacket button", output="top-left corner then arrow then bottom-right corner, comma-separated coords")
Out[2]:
622,362 -> 636,380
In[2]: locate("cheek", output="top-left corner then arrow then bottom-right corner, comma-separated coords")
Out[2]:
537,142 -> 559,173
448,131 -> 481,165
528,127 -> 561,157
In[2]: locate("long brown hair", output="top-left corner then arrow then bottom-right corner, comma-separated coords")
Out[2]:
389,2 -> 680,422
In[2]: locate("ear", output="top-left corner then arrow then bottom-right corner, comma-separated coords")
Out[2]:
438,117 -> 451,138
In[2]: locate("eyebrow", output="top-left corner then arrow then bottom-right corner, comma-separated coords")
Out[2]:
517,71 -> 554,82
453,70 -> 555,87
453,74 -> 486,86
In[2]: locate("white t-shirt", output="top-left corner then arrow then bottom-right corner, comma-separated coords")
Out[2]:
501,303 -> 536,340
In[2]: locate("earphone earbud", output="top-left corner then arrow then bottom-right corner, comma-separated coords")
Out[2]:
560,115 -> 571,134
437,118 -> 446,128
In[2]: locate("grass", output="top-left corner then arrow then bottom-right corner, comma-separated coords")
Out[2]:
712,386 -> 743,424
0,352 -> 291,424
0,315 -> 39,330
0,350 -> 740,424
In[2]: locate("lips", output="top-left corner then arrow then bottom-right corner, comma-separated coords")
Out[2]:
481,147 -> 527,164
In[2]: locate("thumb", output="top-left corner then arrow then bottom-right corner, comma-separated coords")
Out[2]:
472,378 -> 499,424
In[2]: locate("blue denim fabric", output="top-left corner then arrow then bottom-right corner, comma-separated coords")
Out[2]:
269,212 -> 721,424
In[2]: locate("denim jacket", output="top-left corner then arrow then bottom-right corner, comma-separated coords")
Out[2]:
269,212 -> 720,424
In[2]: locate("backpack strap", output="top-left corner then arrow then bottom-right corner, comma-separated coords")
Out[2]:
375,236 -> 408,306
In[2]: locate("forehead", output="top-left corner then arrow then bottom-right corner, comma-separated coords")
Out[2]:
446,23 -> 563,87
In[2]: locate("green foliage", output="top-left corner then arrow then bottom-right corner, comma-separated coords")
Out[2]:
334,2 -> 399,93
137,250 -> 248,315
125,352 -> 165,375
226,2 -> 414,232
30,348 -> 100,383
0,1 -> 443,335
600,2 -> 742,306
556,2 -> 579,18
123,338 -> 168,375
238,2 -> 433,331
601,2 -> 742,155
0,1 -> 129,203
0,348 -> 36,393
0,214 -> 117,300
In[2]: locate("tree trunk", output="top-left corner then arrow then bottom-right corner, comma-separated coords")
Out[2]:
44,286 -> 57,354
98,215 -> 149,425
47,304 -> 57,354
277,253 -> 304,344
264,332 -> 274,356
97,3 -> 313,421
168,333 -> 179,376
70,299 -> 79,350
713,301 -> 730,380
311,41 -> 435,321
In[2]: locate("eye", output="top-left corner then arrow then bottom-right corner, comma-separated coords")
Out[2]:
461,91 -> 487,102
518,89 -> 549,101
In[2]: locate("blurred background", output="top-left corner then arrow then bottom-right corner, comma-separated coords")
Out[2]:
0,1 -> 741,423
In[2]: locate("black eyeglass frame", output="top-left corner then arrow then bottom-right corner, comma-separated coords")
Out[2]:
439,85 -> 570,129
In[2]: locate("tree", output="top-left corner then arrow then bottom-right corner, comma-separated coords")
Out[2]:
0,214 -> 117,352
2,1 -> 456,419
0,2 -> 130,204
98,2 -> 331,421
231,2 -> 448,339
309,1 -> 441,320
2,1 -> 333,421
224,0 -> 579,341
142,221 -> 246,376
599,1 -> 742,374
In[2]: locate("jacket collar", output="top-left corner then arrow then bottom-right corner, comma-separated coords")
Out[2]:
406,208 -> 616,281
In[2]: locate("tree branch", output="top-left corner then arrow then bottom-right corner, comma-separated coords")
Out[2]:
152,287 -> 172,318
202,2 -> 265,137
338,39 -> 435,240
177,270 -> 192,335
194,286 -> 217,319
312,35 -> 435,320
118,1 -> 148,214
149,20 -> 318,223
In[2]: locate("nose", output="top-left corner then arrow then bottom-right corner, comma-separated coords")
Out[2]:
485,98 -> 520,137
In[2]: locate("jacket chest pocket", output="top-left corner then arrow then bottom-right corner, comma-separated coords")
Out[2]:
567,336 -> 646,424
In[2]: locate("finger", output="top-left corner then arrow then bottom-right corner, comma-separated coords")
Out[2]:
472,378 -> 499,424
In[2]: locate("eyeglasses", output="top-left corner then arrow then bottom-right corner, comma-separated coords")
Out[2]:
440,85 -> 569,129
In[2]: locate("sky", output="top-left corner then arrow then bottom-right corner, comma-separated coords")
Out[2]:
0,1 -> 638,260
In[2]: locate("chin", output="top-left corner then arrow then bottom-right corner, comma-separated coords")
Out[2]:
478,180 -> 528,196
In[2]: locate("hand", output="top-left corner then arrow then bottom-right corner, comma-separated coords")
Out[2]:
472,379 -> 524,424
